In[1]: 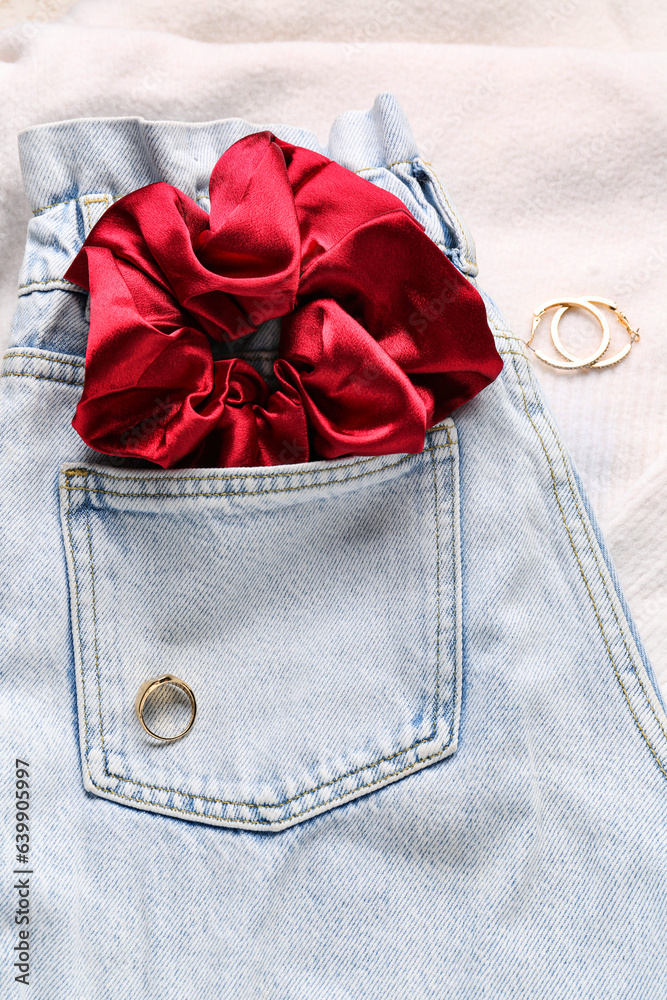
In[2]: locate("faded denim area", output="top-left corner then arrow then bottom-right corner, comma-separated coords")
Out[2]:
1,94 -> 666,998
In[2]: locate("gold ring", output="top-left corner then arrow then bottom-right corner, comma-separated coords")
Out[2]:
135,674 -> 197,743
527,296 -> 640,371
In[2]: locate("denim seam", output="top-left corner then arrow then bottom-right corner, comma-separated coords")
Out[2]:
509,350 -> 667,780
61,443 -> 453,500
34,196 -> 80,215
489,325 -> 666,746
422,159 -> 474,270
89,738 -> 459,827
0,372 -> 83,387
498,348 -> 533,361
17,278 -> 81,291
65,486 -> 94,783
354,158 -> 415,173
507,344 -> 667,747
4,351 -> 86,368
432,447 -> 442,741
517,358 -> 667,752
64,454 -> 384,483
354,157 -> 473,267
83,195 -> 109,234
62,432 -> 453,487
85,487 -> 107,759
64,440 -> 458,821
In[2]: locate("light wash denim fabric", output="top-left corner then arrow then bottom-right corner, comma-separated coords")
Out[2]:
1,93 -> 666,997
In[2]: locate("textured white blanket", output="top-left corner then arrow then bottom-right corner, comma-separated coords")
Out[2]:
1,0 -> 665,688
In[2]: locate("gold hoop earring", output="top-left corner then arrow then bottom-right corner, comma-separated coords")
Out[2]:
527,296 -> 640,371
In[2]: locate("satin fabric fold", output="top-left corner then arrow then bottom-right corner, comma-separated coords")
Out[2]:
65,131 -> 502,468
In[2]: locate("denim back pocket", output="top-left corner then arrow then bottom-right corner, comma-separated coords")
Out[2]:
59,421 -> 461,831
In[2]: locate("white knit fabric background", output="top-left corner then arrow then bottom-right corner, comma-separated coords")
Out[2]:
1,0 -> 665,689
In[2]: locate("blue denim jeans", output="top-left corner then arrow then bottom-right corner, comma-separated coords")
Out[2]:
2,92 -> 666,997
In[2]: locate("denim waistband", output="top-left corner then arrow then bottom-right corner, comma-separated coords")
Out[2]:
19,92 -> 422,215
9,92 -> 487,358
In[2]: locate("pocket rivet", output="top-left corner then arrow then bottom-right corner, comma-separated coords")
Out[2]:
135,674 -> 197,743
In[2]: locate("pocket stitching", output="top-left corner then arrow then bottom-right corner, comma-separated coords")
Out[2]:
65,438 -> 459,822
1,372 -> 83,387
62,436 -> 455,497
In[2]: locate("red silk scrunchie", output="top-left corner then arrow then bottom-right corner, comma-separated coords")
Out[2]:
65,131 -> 502,468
